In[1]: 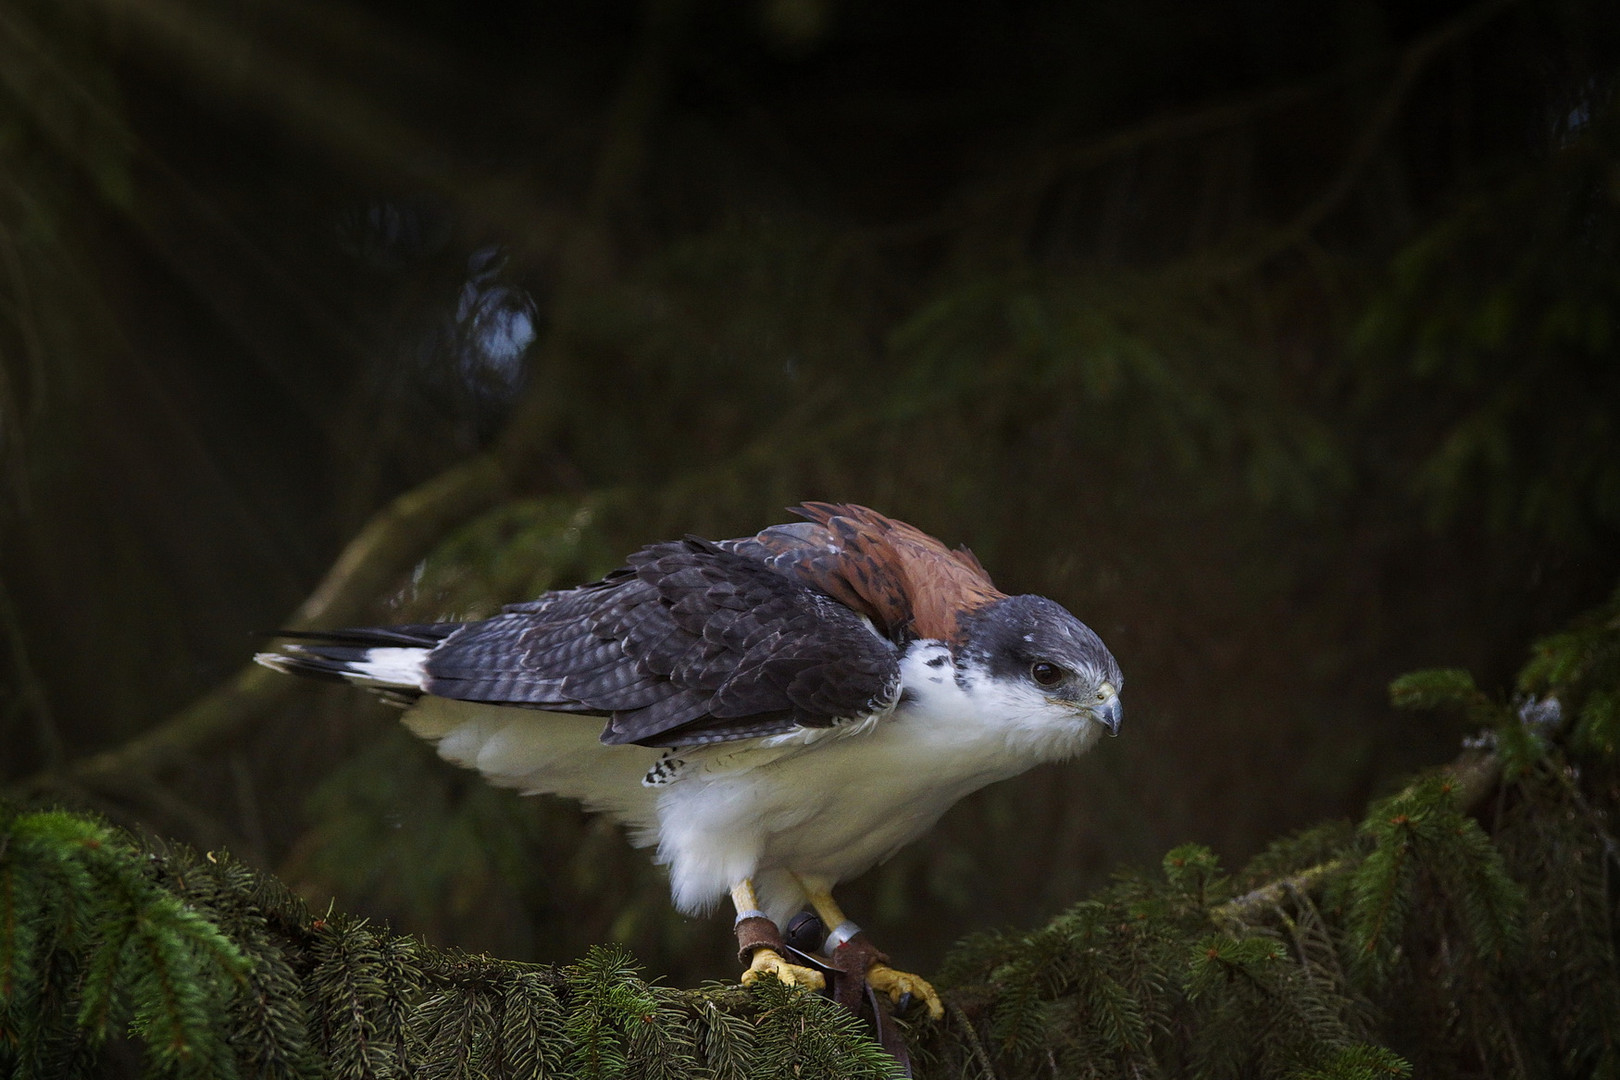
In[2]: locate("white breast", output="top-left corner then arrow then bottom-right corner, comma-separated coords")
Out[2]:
398,642 -> 1103,926
651,641 -> 1103,921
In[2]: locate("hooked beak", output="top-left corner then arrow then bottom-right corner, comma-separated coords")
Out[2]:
1092,693 -> 1123,737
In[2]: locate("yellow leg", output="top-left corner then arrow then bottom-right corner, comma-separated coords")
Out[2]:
795,876 -> 850,928
793,875 -> 945,1020
732,880 -> 825,991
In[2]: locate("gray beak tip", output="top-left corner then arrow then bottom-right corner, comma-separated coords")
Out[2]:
1096,696 -> 1123,737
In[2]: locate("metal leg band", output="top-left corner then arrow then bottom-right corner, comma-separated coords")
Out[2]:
823,920 -> 863,952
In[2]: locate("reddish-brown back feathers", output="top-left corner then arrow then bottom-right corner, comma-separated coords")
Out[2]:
736,502 -> 1006,643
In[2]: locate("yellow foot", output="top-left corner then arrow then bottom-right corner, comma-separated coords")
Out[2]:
742,947 -> 826,992
867,963 -> 945,1020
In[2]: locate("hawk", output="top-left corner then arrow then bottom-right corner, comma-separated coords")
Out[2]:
257,503 -> 1123,1019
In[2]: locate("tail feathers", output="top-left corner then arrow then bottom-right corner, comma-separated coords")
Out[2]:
255,624 -> 460,704
265,623 -> 461,648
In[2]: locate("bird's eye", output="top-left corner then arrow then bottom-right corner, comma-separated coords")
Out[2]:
1030,661 -> 1065,686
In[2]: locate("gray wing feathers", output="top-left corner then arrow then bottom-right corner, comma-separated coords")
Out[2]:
421,539 -> 900,748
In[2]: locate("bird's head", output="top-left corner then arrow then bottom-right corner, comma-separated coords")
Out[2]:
956,594 -> 1123,739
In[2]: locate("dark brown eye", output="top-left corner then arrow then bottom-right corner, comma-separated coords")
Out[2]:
1030,661 -> 1065,687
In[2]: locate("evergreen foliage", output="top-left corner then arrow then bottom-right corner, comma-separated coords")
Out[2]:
0,808 -> 898,1079
0,808 -> 250,1078
3,5 -> 1620,1074
920,587 -> 1620,1078
5,0 -> 1619,1016
3,588 -> 1617,1078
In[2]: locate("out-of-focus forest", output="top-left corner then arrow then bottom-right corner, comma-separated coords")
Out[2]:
1,0 -> 1616,990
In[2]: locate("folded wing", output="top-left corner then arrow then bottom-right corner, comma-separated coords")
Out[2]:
418,537 -> 901,747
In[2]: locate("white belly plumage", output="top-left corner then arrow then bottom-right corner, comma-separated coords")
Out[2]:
403,641 -> 1103,927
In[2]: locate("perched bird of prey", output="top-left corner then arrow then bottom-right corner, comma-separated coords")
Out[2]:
257,503 -> 1123,1019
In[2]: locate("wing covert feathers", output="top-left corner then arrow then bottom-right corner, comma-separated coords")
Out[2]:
421,538 -> 901,748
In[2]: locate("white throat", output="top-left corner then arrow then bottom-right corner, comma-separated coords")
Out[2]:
893,641 -> 1102,767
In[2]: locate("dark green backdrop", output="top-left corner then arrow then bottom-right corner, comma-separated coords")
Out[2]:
2,0 -> 1617,987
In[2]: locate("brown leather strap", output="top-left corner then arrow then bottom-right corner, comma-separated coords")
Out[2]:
735,915 -> 785,963
825,931 -> 888,1012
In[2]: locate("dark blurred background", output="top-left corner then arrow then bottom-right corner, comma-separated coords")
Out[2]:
2,0 -> 1617,985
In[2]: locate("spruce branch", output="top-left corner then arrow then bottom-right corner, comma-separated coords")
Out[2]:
858,0 -> 1527,261
693,999 -> 754,1080
1255,0 -> 1525,261
1,808 -> 251,1078
15,451 -> 514,799
1212,750 -> 1501,927
496,972 -> 567,1080
7,0 -> 703,806
4,556 -> 1613,1080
